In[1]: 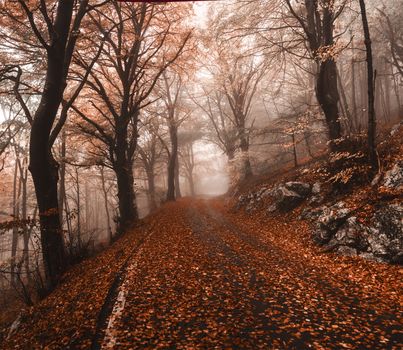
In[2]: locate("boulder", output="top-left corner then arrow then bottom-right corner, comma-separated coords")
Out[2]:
337,246 -> 357,256
274,186 -> 304,212
312,202 -> 352,245
368,204 -> 403,261
317,202 -> 352,232
308,195 -> 324,206
312,202 -> 402,264
383,161 -> 403,190
255,187 -> 272,201
358,252 -> 384,263
267,203 -> 277,213
284,181 -> 312,197
299,207 -> 321,221
312,182 -> 321,195
390,122 -> 402,136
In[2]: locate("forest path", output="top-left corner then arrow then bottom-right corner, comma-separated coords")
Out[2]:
98,198 -> 401,350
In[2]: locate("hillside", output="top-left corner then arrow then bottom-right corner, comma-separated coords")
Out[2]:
234,124 -> 403,264
0,126 -> 402,349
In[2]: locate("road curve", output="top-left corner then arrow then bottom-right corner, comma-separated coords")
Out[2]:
98,198 -> 401,350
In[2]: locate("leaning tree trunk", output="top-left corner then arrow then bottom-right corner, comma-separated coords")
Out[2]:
291,132 -> 298,167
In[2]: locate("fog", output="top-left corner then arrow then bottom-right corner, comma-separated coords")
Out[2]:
0,0 -> 402,306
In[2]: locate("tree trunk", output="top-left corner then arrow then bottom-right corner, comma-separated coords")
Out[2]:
351,59 -> 359,132
187,144 -> 195,197
304,131 -> 314,159
166,126 -> 178,201
239,130 -> 252,178
359,0 -> 379,173
188,174 -> 195,197
115,164 -> 137,231
316,59 -> 342,151
146,168 -> 157,212
28,0 -> 75,288
113,122 -> 138,231
349,30 -> 360,134
75,168 -> 82,250
337,68 -> 353,134
58,130 -> 66,225
100,167 -> 113,243
383,58 -> 391,121
227,149 -> 235,162
291,132 -> 298,167
19,157 -> 29,281
11,160 -> 20,285
175,156 -> 181,199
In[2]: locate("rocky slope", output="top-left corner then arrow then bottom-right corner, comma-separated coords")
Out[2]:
234,124 -> 403,264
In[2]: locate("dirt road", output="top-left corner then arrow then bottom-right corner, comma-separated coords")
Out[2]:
94,199 -> 401,350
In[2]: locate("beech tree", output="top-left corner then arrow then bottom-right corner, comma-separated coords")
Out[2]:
73,2 -> 191,225
204,39 -> 267,179
192,89 -> 238,162
0,0 -> 107,288
284,0 -> 347,151
179,128 -> 203,197
157,70 -> 193,201
359,0 -> 378,172
137,116 -> 165,211
377,6 -> 403,78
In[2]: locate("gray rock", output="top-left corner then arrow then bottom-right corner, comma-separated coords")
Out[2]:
256,187 -> 270,199
313,228 -> 333,245
391,252 -> 403,264
267,203 -> 277,213
390,122 -> 402,136
337,246 -> 357,256
284,181 -> 312,197
368,204 -> 403,260
312,202 -> 353,245
308,195 -> 324,205
274,186 -> 305,212
299,207 -> 323,221
334,217 -> 369,251
317,203 -> 403,263
383,161 -> 403,190
312,182 -> 321,195
318,202 -> 352,232
358,252 -> 385,263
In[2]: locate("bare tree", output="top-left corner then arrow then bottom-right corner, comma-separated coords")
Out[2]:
73,2 -> 192,223
137,117 -> 165,211
0,0 -> 107,288
284,0 -> 347,151
202,35 -> 267,179
359,0 -> 379,172
157,70 -> 192,201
